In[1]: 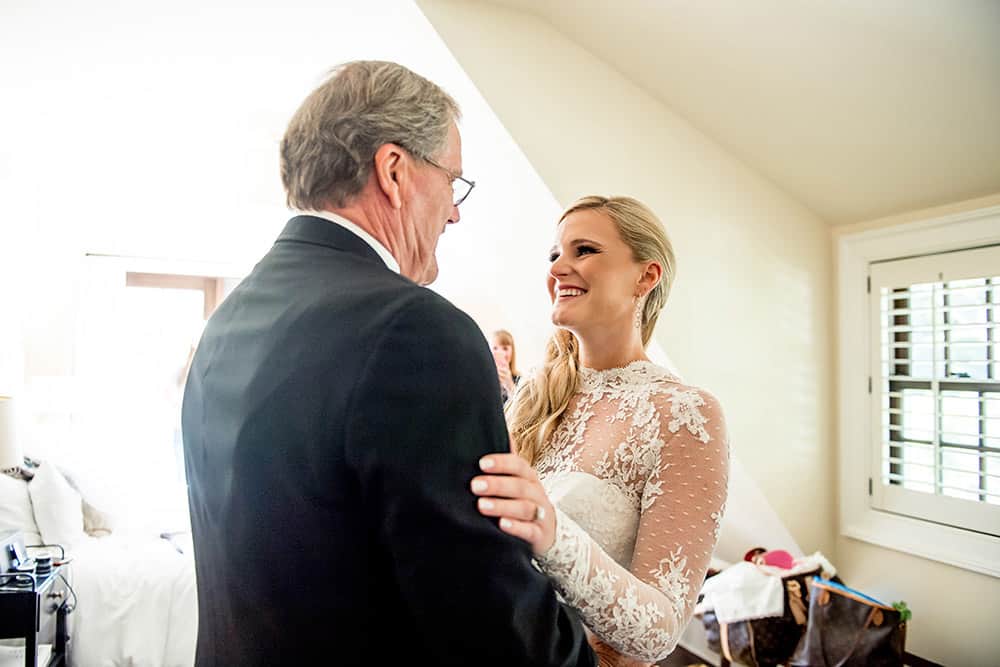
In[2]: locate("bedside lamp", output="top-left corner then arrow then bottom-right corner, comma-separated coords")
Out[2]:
0,395 -> 24,476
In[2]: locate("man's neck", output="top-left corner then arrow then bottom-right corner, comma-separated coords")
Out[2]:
307,205 -> 401,275
326,191 -> 415,274
327,202 -> 393,257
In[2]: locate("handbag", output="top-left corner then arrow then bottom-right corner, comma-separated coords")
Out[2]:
699,566 -> 820,667
788,577 -> 907,667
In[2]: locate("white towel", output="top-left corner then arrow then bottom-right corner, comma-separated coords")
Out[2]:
695,561 -> 785,623
695,552 -> 837,623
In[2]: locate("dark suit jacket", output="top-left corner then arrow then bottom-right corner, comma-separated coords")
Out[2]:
182,215 -> 594,666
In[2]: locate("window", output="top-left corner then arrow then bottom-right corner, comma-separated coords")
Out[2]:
869,246 -> 1000,536
838,204 -> 1000,577
125,272 -> 227,319
117,272 -> 230,484
50,255 -> 245,532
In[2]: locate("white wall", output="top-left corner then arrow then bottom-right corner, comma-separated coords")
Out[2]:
415,3 -> 998,661
0,0 -> 574,374
419,0 -> 836,556
833,192 -> 1000,667
6,0 -> 988,662
0,0 -> 566,513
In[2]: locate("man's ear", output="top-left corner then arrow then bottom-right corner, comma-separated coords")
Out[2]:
373,143 -> 406,210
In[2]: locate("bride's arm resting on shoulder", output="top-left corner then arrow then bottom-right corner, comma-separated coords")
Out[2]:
473,389 -> 729,663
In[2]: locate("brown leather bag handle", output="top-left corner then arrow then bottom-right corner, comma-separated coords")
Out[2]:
719,622 -> 735,663
747,621 -> 759,666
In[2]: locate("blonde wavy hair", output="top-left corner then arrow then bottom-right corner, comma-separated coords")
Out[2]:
505,196 -> 676,466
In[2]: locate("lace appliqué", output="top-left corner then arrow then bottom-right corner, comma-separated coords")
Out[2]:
541,362 -> 685,508
536,395 -> 592,481
593,393 -> 668,511
540,509 -> 677,662
533,361 -> 729,663
651,548 -> 691,633
544,363 -> 710,512
667,388 -> 711,443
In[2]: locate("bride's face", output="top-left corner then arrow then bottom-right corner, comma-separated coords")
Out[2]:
547,209 -> 644,336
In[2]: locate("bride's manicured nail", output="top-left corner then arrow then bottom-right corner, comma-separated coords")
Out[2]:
500,518 -> 512,529
471,480 -> 488,492
479,457 -> 495,470
479,498 -> 494,510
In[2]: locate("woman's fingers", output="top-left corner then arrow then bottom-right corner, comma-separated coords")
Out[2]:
472,453 -> 544,513
469,474 -> 536,501
494,517 -> 545,544
477,496 -> 539,521
471,452 -> 557,554
478,453 -> 535,479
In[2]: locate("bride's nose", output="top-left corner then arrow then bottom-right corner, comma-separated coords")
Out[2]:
549,254 -> 571,279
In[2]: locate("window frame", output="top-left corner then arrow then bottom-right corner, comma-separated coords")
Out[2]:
838,204 -> 1000,578
125,271 -> 226,319
868,248 -> 1000,535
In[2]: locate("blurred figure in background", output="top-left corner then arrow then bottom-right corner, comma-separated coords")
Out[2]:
491,329 -> 521,402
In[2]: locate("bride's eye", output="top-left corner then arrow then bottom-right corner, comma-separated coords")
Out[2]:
576,245 -> 598,256
548,251 -> 560,262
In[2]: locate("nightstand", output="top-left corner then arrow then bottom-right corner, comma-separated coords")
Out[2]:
0,565 -> 70,667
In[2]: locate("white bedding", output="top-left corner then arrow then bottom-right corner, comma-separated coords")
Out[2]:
65,534 -> 197,667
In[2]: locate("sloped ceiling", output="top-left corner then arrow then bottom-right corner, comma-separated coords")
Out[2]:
463,0 -> 1000,224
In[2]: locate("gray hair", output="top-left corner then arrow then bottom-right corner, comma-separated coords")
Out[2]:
280,61 -> 461,210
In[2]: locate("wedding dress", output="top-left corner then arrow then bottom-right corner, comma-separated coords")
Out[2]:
535,361 -> 729,663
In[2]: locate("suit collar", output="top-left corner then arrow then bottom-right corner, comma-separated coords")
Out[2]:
277,215 -> 399,273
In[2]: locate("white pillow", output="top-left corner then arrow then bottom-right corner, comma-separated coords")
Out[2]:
81,498 -> 115,537
0,472 -> 43,546
27,462 -> 87,549
58,465 -> 118,536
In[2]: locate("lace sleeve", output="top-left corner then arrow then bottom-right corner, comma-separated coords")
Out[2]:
536,388 -> 729,662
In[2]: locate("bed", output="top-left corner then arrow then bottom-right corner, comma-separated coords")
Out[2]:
0,462 -> 197,667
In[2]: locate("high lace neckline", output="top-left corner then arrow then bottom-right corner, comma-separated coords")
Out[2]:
577,360 -> 679,392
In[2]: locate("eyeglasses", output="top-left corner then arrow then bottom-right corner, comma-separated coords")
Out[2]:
423,157 -> 476,207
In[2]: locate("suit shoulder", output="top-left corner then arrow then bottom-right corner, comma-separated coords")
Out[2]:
383,286 -> 484,346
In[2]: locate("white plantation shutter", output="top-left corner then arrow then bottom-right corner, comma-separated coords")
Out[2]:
869,244 -> 1000,537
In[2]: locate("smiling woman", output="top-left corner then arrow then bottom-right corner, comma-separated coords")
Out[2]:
478,195 -> 729,665
515,195 -> 677,466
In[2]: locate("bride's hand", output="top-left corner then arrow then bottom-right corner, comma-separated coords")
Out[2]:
471,453 -> 556,555
587,630 -> 653,667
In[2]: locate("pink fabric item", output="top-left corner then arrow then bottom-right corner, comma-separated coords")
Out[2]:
761,549 -> 794,569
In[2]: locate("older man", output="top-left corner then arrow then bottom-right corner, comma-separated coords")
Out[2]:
181,61 -> 595,666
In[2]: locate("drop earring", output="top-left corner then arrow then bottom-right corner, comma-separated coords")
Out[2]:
633,294 -> 644,330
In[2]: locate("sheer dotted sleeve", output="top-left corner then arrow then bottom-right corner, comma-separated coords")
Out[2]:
536,388 -> 729,662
